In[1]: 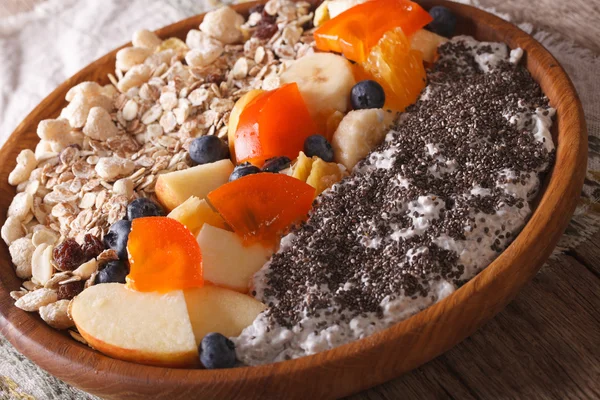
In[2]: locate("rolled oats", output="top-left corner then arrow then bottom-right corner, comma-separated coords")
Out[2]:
14,288 -> 57,312
10,290 -> 28,301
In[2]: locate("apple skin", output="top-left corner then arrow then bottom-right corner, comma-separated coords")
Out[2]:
76,325 -> 199,368
155,159 -> 234,211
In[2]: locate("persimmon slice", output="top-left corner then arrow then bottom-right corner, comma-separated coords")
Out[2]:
126,217 -> 203,293
207,173 -> 316,244
314,0 -> 433,63
234,83 -> 317,165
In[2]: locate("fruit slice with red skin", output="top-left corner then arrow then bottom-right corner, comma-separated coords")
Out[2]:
227,89 -> 265,161
314,0 -> 432,63
207,173 -> 315,244
234,83 -> 317,165
126,217 -> 203,293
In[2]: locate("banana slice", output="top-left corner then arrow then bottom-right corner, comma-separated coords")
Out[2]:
280,53 -> 356,124
331,109 -> 392,170
327,0 -> 367,18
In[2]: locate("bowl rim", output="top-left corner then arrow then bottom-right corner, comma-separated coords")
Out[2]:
0,0 -> 588,398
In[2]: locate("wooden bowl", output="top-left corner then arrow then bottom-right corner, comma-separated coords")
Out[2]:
0,1 -> 587,398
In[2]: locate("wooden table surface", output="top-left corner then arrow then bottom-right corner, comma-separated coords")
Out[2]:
1,0 -> 599,399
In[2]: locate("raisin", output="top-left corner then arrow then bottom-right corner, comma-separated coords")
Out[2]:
53,239 -> 86,271
81,234 -> 104,260
57,280 -> 85,300
254,22 -> 278,40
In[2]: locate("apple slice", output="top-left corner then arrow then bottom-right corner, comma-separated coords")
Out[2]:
410,29 -> 448,64
167,196 -> 228,235
228,89 -> 265,160
70,283 -> 198,368
155,159 -> 234,211
196,224 -> 272,293
184,285 -> 266,346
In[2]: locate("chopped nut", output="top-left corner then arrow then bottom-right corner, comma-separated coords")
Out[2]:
200,6 -> 245,45
14,288 -> 57,312
95,157 -> 135,181
32,244 -> 55,285
132,29 -> 162,50
8,192 -> 33,221
61,93 -> 113,129
39,300 -> 74,329
9,237 -> 35,278
65,81 -> 103,102
113,178 -> 134,198
117,64 -> 152,93
73,258 -> 98,280
9,149 -> 37,185
116,47 -> 152,71
83,107 -> 119,141
1,216 -> 25,245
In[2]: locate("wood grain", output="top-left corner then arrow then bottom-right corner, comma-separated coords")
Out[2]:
0,1 -> 589,399
347,253 -> 600,400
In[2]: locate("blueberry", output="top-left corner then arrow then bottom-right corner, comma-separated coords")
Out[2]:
199,333 -> 236,369
189,136 -> 230,165
262,156 -> 291,173
427,6 -> 456,37
304,135 -> 334,162
351,80 -> 386,110
229,162 -> 261,181
103,219 -> 132,260
126,197 -> 164,220
95,260 -> 129,285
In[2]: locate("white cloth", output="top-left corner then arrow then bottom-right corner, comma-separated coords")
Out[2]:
0,0 -> 599,398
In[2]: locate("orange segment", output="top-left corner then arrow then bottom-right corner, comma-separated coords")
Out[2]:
361,27 -> 427,111
314,0 -> 432,63
207,173 -> 315,245
126,217 -> 203,293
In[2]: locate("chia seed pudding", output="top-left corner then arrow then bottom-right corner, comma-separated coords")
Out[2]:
233,36 -> 555,365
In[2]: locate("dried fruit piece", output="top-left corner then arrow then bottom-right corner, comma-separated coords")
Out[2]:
126,217 -> 203,293
306,158 -> 345,196
53,239 -> 86,272
234,83 -> 317,165
58,280 -> 85,300
207,174 -> 315,244
81,234 -> 104,260
314,0 -> 432,63
361,28 -> 427,111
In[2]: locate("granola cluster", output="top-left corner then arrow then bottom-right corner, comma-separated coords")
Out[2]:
2,0 -> 316,334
